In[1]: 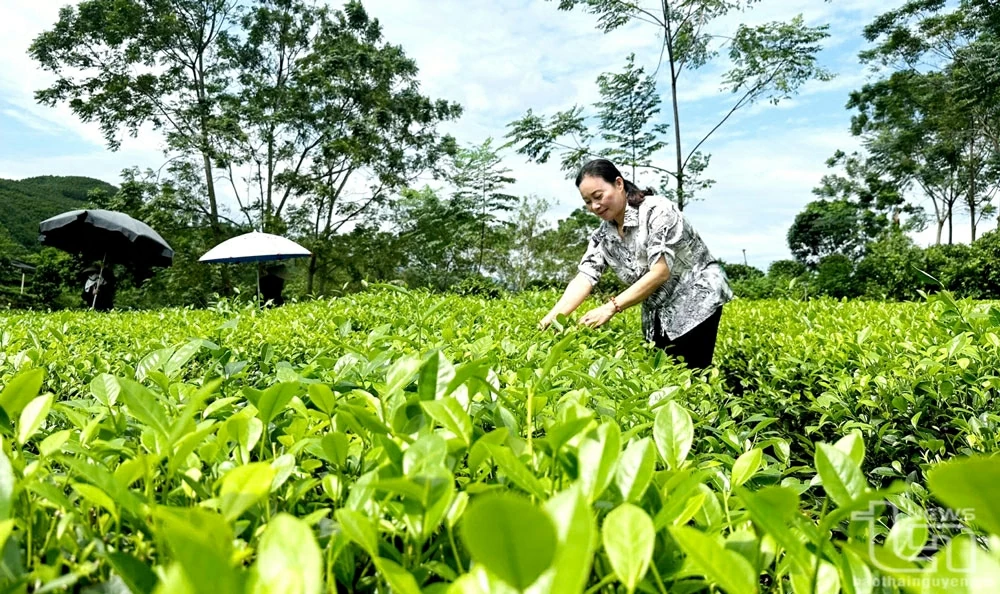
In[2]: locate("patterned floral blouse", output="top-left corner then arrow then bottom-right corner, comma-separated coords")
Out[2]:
578,194 -> 734,342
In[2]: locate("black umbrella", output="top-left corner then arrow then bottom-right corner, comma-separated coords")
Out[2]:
39,209 -> 173,309
38,209 -> 174,268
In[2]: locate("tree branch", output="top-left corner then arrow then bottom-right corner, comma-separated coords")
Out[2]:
682,60 -> 788,170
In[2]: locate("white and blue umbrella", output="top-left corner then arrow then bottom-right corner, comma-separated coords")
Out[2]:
199,231 -> 311,301
199,231 -> 311,264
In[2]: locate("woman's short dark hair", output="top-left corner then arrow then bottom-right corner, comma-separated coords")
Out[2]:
575,158 -> 655,207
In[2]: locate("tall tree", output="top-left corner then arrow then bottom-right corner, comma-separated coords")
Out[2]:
813,149 -> 926,239
448,138 -> 518,275
241,1 -> 462,294
595,53 -> 670,183
219,0 -> 322,231
392,185 -> 480,291
860,0 -> 1000,150
858,0 -> 1000,242
787,198 -> 865,266
494,194 -> 554,291
509,2 -> 832,209
506,53 -> 691,204
30,0 -> 241,248
848,71 -> 987,244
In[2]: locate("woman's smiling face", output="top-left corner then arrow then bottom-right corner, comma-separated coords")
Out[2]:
578,174 -> 626,223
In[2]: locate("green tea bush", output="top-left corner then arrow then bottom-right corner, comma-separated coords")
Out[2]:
0,289 -> 999,593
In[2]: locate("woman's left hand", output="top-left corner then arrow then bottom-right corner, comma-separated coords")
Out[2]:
580,302 -> 616,328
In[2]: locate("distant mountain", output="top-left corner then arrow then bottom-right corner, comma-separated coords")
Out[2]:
0,175 -> 118,254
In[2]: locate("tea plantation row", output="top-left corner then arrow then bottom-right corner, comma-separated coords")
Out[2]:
1,288 -> 999,593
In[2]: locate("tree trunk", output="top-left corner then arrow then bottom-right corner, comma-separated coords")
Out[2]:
663,6 -> 684,211
307,253 -> 317,295
202,151 -> 231,294
936,218 -> 944,245
318,257 -> 328,295
266,133 -> 275,232
971,201 -> 977,242
969,133 -> 979,242
948,190 -> 954,245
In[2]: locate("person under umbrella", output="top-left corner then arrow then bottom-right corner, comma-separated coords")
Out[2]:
199,231 -> 310,306
39,209 -> 173,310
259,264 -> 289,307
81,265 -> 116,311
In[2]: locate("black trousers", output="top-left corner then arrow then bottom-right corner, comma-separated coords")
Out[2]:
653,306 -> 724,370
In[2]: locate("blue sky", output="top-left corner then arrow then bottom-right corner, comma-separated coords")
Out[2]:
1,0 -> 980,271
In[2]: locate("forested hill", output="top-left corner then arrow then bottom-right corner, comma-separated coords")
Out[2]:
0,176 -> 118,254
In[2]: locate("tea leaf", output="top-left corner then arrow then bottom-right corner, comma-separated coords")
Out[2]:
885,516 -> 928,561
385,355 -> 421,396
738,487 -> 812,574
418,350 -> 455,402
615,438 -> 656,503
249,513 -> 323,594
72,482 -> 118,520
320,432 -> 350,468
670,525 -> 758,594
307,384 -> 336,416
375,558 -> 423,594
255,381 -> 298,425
219,462 -> 276,522
422,397 -> 473,446
460,492 -> 557,591
815,442 -> 866,507
163,340 -> 203,379
117,378 -> 170,441
90,373 -> 120,407
0,367 -> 44,418
654,400 -> 693,470
927,455 -> 1000,537
602,503 -> 654,594
136,347 -> 171,382
544,485 -> 597,594
17,393 -> 53,445
834,430 -> 865,468
0,447 -> 12,521
789,559 -> 839,594
486,444 -> 548,499
919,534 -> 1000,594
577,422 -> 620,503
335,508 -> 379,558
731,448 -> 763,489
107,551 -> 158,594
154,507 -> 241,593
839,547 -> 873,594
403,433 -> 448,476
38,429 -> 70,457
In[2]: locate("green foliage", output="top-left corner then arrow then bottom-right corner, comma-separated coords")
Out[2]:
0,176 -> 117,253
448,138 -> 518,275
530,0 -> 832,208
815,254 -> 858,299
768,259 -> 807,279
719,262 -> 764,282
855,228 -> 925,300
852,2 -> 1000,244
29,0 -> 461,300
1,289 -> 1000,591
787,198 -> 865,266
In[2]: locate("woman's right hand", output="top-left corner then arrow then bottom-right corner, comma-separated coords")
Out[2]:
539,312 -> 556,329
